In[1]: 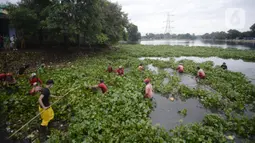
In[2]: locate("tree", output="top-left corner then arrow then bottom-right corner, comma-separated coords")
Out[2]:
227,29 -> 241,39
250,23 -> 255,32
7,4 -> 39,38
127,23 -> 141,42
6,0 -> 132,48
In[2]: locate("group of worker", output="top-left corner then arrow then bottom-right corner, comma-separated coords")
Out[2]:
0,63 -> 54,141
176,62 -> 228,81
0,61 -> 228,141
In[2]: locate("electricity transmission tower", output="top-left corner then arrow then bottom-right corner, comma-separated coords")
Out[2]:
164,13 -> 174,39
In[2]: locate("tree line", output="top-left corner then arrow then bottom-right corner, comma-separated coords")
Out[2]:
4,0 -> 141,49
142,23 -> 255,41
201,23 -> 255,40
142,33 -> 196,40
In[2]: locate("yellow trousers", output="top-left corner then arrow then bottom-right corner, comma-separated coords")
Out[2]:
39,106 -> 54,126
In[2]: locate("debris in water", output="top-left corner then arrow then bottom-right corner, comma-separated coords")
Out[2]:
226,135 -> 235,140
169,97 -> 175,101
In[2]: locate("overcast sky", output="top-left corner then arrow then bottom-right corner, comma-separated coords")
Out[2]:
2,0 -> 255,35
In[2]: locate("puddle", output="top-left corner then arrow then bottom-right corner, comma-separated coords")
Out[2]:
150,93 -> 211,131
147,64 -> 158,74
162,78 -> 169,85
164,68 -> 175,76
139,56 -> 255,84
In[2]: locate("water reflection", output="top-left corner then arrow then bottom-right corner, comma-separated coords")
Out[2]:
141,40 -> 255,50
150,93 -> 211,131
147,64 -> 158,74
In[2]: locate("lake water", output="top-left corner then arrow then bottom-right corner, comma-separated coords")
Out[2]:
141,40 -> 255,50
141,57 -> 255,84
150,93 -> 212,131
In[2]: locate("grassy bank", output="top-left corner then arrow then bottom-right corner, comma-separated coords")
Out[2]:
118,45 -> 255,61
1,45 -> 255,142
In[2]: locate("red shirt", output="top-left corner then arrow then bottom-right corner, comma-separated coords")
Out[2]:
0,73 -> 6,80
98,83 -> 108,93
177,65 -> 184,73
107,66 -> 113,72
30,77 -> 43,86
117,68 -> 124,76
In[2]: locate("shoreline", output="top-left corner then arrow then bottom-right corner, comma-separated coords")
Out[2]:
202,39 -> 255,44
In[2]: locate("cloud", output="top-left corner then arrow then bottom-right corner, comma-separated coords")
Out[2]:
111,0 -> 255,35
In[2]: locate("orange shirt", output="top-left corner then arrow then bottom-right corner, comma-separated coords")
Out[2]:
138,66 -> 144,71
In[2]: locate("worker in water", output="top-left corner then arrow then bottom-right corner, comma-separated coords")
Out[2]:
221,62 -> 228,70
90,79 -> 108,94
176,63 -> 184,73
1,72 -> 18,94
138,63 -> 144,71
0,72 -> 6,86
196,66 -> 206,82
106,63 -> 113,73
37,63 -> 46,74
144,78 -> 153,99
116,66 -> 124,76
29,82 -> 42,96
30,73 -> 43,86
38,79 -> 54,141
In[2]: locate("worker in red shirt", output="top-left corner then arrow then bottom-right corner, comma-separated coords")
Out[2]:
106,63 -> 113,73
90,80 -> 108,94
0,72 -> 6,87
29,82 -> 42,95
116,66 -> 124,76
196,67 -> 206,82
1,72 -> 17,94
144,78 -> 153,99
0,72 -> 6,81
176,63 -> 184,73
30,73 -> 43,86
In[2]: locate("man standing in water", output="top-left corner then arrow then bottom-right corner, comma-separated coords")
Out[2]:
116,66 -> 124,76
106,63 -> 113,73
144,78 -> 153,99
221,62 -> 228,70
176,63 -> 184,73
39,80 -> 54,141
138,63 -> 144,71
196,67 -> 206,82
90,79 -> 108,94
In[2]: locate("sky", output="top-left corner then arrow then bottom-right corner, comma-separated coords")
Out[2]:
2,0 -> 255,35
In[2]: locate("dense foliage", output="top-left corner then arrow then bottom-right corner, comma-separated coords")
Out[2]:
1,45 -> 255,142
4,0 -> 140,47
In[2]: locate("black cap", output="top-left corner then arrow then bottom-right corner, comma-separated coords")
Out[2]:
100,79 -> 104,83
46,79 -> 54,85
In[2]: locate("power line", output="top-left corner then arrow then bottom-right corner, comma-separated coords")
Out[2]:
164,13 -> 174,39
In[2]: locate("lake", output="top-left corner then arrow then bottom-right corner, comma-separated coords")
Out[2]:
140,57 -> 255,84
141,39 -> 255,50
